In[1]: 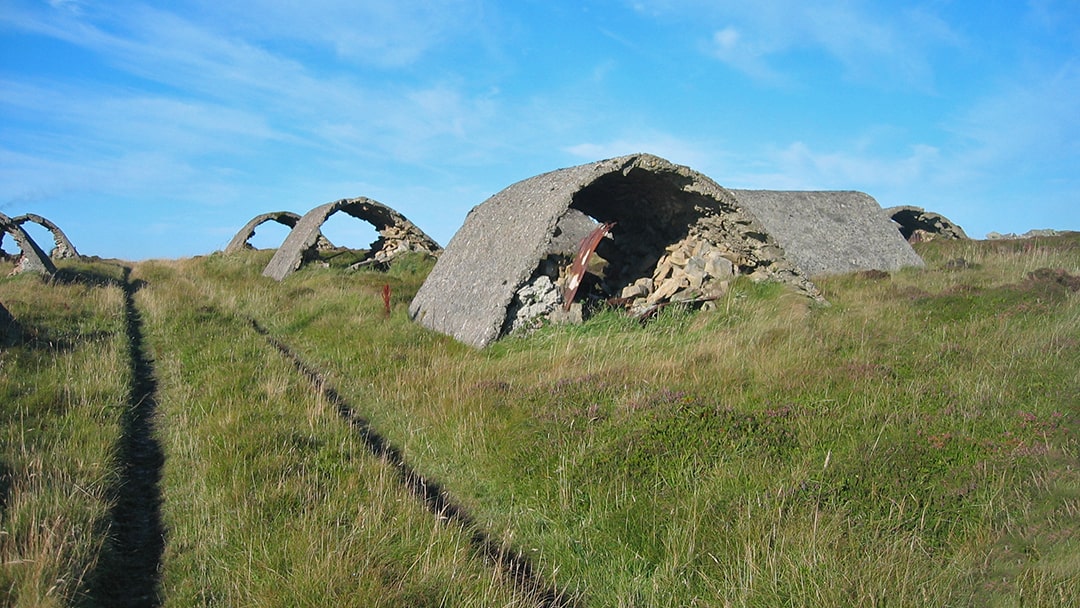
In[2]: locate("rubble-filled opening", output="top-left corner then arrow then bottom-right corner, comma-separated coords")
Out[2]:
886,206 -> 968,242
505,168 -> 752,334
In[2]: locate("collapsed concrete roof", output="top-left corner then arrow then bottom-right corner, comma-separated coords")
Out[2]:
224,211 -> 334,254
11,214 -> 80,260
729,190 -> 926,277
409,153 -> 826,348
263,197 -> 441,281
0,212 -> 56,276
884,205 -> 969,242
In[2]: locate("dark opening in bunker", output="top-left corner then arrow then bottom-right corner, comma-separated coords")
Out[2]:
504,167 -> 746,334
566,168 -> 701,301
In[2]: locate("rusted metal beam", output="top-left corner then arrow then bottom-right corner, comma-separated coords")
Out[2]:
562,222 -> 615,311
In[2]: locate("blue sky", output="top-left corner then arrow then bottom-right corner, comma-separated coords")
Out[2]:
2,0 -> 1078,260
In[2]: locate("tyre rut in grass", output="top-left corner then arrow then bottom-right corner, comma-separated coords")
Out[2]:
250,318 -> 579,608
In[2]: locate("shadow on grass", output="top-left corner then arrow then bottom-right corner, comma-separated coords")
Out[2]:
81,268 -> 164,608
250,318 -> 580,608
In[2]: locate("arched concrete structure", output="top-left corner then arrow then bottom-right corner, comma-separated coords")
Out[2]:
262,198 -> 441,281
11,213 -> 80,260
729,191 -> 926,276
410,154 -> 830,348
884,206 -> 969,242
0,212 -> 56,275
224,211 -> 335,254
411,153 -> 926,348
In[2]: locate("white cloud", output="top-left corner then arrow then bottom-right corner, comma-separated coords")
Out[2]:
2,3 -> 514,165
949,61 -> 1080,177
713,26 -> 739,50
703,25 -> 783,85
765,141 -> 941,190
46,0 -> 83,13
635,0 -> 958,89
188,0 -> 490,68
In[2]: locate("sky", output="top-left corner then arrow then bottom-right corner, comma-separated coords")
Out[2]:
2,0 -> 1078,260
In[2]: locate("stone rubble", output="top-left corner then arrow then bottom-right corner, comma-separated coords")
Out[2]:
504,217 -> 808,335
885,206 -> 968,242
986,229 -> 1065,240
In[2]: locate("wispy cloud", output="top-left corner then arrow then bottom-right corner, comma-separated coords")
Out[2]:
1,2 -> 517,188
948,61 -> 1080,179
633,0 -> 959,89
190,0 -> 490,68
747,141 -> 941,191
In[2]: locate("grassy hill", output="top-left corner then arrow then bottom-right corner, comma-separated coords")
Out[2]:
2,235 -> 1078,607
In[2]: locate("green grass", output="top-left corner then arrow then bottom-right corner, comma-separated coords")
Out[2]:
1,261 -> 129,606
2,236 -> 1078,606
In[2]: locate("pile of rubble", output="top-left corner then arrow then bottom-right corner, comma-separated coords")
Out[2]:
505,222 -> 801,334
885,205 -> 968,242
986,229 -> 1066,240
365,224 -> 440,266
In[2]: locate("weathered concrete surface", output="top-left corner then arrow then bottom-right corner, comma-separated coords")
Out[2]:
11,213 -> 80,260
730,190 -> 925,277
884,205 -> 969,242
224,211 -> 335,254
409,153 -> 818,348
0,212 -> 56,275
262,198 -> 441,281
226,211 -> 302,253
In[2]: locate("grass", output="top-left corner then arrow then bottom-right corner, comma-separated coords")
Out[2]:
1,234 -> 1078,606
0,261 -> 129,606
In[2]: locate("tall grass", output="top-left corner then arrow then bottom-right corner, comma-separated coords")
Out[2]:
219,237 -> 1077,606
1,262 -> 129,606
130,257 -> 548,606
2,235 -> 1077,606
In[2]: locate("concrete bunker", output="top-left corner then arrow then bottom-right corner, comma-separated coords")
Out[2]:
409,153 -> 823,348
10,214 -> 80,260
730,191 -> 926,276
263,197 -> 441,281
0,212 -> 56,276
884,205 -> 969,242
224,211 -> 334,254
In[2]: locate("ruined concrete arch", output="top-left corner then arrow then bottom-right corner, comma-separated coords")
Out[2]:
224,211 -> 335,254
0,212 -> 56,276
885,205 -> 969,242
11,213 -> 80,260
409,154 -> 823,348
411,153 -> 925,347
262,197 -> 441,281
